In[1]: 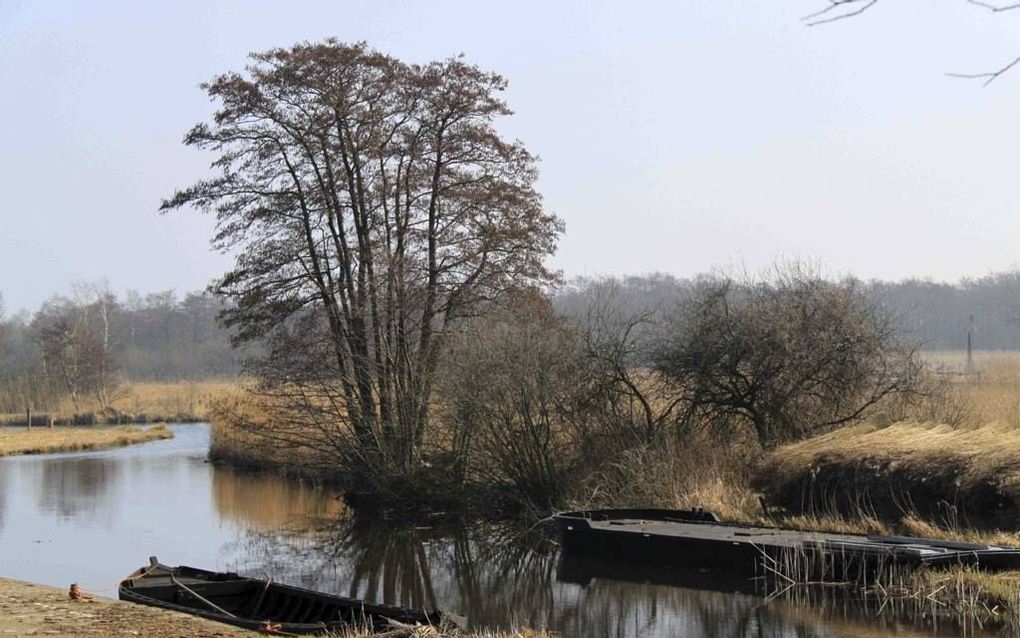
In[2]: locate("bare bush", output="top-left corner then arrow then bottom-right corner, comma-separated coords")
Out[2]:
653,268 -> 924,448
439,293 -> 585,513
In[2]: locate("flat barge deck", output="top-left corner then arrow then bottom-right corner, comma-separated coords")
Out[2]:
554,508 -> 1020,579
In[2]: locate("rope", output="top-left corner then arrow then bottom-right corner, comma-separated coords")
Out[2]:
72,564 -> 154,597
170,573 -> 237,618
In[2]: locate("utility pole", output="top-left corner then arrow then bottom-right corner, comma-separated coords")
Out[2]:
966,314 -> 975,375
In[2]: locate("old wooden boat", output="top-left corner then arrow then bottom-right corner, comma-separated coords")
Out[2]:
119,557 -> 460,635
555,508 -> 1020,579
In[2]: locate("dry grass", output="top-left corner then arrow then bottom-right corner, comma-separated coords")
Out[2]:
0,424 -> 173,457
750,350 -> 1020,542
867,566 -> 1020,632
754,420 -> 1020,534
756,420 -> 1020,532
207,396 -> 333,475
580,428 -> 762,522
330,629 -> 551,638
0,380 -> 241,426
106,380 -> 240,420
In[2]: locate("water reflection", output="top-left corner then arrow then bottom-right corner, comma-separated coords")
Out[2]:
0,425 -> 998,637
212,467 -> 345,530
37,456 -> 118,520
227,518 -> 984,637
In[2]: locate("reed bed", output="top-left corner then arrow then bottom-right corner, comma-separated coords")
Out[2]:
0,380 -> 240,426
0,424 -> 173,456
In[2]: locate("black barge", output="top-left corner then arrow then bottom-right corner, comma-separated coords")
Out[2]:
554,508 -> 1020,579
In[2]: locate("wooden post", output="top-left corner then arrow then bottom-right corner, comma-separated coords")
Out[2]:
26,407 -> 31,431
48,415 -> 54,430
966,314 -> 974,375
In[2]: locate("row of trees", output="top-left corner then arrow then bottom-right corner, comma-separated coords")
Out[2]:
0,285 -> 238,413
557,271 -> 1020,352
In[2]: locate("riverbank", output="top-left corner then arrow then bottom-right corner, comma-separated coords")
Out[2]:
0,577 -> 252,637
0,578 -> 550,638
0,424 -> 173,457
0,380 -> 239,426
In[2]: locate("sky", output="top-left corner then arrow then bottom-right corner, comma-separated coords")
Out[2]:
1,0 -> 1019,312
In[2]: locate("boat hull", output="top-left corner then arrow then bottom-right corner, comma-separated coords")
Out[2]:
119,558 -> 455,635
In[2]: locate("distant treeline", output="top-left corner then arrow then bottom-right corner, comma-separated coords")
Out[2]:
555,271 -> 1020,352
1,270 -> 1016,406
0,285 -> 239,413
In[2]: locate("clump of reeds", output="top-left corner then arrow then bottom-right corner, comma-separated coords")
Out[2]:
865,566 -> 1020,633
577,427 -> 763,522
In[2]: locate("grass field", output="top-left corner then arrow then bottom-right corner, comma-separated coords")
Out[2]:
0,424 -> 173,456
0,380 -> 240,426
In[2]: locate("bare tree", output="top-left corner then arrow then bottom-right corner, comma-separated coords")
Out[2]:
653,268 -> 924,448
35,317 -> 101,412
805,1 -> 1020,83
578,280 -> 682,444
163,41 -> 562,486
70,280 -> 117,408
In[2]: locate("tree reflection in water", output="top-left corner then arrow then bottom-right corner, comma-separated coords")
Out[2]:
37,456 -> 118,521
220,513 -> 990,638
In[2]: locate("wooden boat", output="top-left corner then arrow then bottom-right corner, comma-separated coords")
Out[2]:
119,557 -> 461,635
555,508 -> 1020,579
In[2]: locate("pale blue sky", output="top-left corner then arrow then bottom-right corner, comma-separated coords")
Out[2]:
2,1 -> 1019,311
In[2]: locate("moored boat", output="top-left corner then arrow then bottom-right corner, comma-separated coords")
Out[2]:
119,557 -> 462,635
555,508 -> 1020,579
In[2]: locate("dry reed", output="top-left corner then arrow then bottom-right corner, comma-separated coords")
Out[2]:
0,380 -> 241,426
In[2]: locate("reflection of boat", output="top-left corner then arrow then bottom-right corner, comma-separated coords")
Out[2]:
557,550 -> 763,595
119,557 -> 461,635
555,508 -> 1020,578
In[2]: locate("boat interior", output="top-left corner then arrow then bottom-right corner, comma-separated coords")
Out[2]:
125,567 -> 404,627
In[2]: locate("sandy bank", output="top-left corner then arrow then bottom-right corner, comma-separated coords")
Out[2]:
0,577 -> 253,637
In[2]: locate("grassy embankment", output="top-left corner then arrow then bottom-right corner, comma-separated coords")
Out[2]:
755,351 -> 1020,628
0,424 -> 173,456
0,380 -> 239,426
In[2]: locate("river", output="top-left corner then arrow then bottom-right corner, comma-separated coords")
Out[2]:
0,424 -> 994,637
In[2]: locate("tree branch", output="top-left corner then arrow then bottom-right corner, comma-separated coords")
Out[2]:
803,0 -> 879,26
967,0 -> 1020,12
947,54 -> 1020,85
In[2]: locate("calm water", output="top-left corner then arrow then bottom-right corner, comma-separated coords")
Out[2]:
0,424 -> 994,637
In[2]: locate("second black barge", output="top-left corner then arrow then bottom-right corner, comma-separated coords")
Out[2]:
554,508 -> 1020,579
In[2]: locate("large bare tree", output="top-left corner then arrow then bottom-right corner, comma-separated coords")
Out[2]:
163,41 -> 562,480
